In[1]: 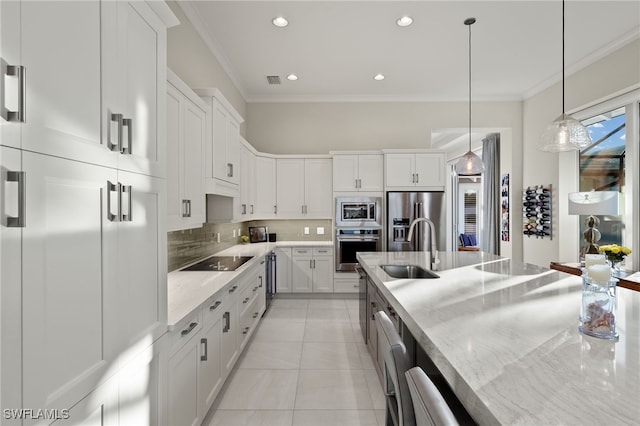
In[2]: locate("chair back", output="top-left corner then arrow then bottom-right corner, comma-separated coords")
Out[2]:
375,311 -> 415,426
405,367 -> 459,426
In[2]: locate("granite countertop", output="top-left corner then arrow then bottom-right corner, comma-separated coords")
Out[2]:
357,251 -> 640,425
167,241 -> 333,329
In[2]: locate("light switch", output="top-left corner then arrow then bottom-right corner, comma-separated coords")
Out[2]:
316,227 -> 324,235
304,227 -> 310,235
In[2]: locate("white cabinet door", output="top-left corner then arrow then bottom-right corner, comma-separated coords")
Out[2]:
385,153 -> 415,187
275,247 -> 292,293
255,155 -> 276,218
333,154 -> 382,192
358,154 -> 384,191
102,0 -> 167,177
199,298 -> 224,419
11,1 -> 106,166
116,171 -> 167,351
167,78 -> 207,231
166,84 -> 183,229
332,155 -> 359,192
312,254 -> 334,292
239,142 -> 256,219
0,1 -> 21,150
52,374 -> 119,426
182,97 -> 206,226
119,339 -> 165,426
276,159 -> 305,218
209,98 -> 241,185
21,152 -> 118,414
304,158 -> 332,218
291,248 -> 313,293
0,146 -> 23,418
414,153 -> 446,188
221,291 -> 239,377
168,333 -> 201,426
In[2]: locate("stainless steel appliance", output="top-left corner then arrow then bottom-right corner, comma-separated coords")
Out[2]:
181,255 -> 254,271
387,191 -> 445,252
335,229 -> 381,272
265,251 -> 276,313
335,196 -> 382,228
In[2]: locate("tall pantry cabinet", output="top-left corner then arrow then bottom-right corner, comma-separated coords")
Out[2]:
0,1 -> 177,424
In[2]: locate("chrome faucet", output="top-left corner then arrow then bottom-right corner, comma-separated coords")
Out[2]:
407,217 -> 440,270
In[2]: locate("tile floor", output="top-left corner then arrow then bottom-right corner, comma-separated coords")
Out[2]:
204,297 -> 387,426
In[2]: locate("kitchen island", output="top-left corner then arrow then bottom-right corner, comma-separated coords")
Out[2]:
357,251 -> 640,425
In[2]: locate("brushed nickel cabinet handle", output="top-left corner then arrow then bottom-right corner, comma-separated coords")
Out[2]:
108,113 -> 123,152
121,184 -> 132,222
223,312 -> 230,332
209,300 -> 222,311
228,285 -> 238,294
5,65 -> 25,122
6,171 -> 26,227
181,322 -> 198,336
121,118 -> 132,154
200,338 -> 208,361
107,181 -> 119,222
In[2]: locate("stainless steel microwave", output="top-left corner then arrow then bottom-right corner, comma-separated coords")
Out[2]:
335,197 -> 382,228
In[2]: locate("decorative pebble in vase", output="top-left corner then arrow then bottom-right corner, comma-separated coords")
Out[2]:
580,264 -> 618,341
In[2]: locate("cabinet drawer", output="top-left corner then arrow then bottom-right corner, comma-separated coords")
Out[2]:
313,247 -> 333,256
168,312 -> 202,355
292,247 -> 312,256
334,278 -> 359,293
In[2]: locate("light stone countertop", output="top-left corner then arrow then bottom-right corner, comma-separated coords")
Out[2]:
357,251 -> 640,425
167,241 -> 332,329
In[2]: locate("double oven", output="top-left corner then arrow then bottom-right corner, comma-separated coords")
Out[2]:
335,196 -> 382,271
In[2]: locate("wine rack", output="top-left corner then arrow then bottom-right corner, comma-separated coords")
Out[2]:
522,184 -> 552,239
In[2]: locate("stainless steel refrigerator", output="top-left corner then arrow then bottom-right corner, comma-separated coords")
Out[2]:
387,191 -> 446,252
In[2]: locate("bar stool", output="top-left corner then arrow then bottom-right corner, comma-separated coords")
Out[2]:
405,367 -> 459,426
375,311 -> 415,426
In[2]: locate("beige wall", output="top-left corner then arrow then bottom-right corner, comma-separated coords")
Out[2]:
522,39 -> 640,267
246,100 -> 522,154
166,1 -> 247,134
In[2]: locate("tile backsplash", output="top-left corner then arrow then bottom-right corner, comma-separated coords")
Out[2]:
168,219 -> 332,271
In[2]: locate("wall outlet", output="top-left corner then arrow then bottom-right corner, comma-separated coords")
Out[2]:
232,229 -> 236,238
304,227 -> 310,235
216,233 -> 221,243
238,228 -> 242,237
316,227 -> 324,235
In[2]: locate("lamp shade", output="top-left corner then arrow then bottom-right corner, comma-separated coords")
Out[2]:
455,150 -> 484,175
568,191 -> 621,216
539,114 -> 592,152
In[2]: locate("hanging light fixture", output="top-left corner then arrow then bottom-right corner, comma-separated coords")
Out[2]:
538,0 -> 591,152
455,17 -> 484,176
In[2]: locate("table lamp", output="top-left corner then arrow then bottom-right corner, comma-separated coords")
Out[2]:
568,191 -> 621,258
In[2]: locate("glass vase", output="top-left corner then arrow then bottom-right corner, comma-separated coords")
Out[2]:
579,274 -> 618,340
607,259 -> 622,277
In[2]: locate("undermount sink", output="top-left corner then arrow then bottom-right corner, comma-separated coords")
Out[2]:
379,264 -> 440,279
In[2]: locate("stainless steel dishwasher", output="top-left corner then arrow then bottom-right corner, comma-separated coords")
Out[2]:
264,250 -> 276,314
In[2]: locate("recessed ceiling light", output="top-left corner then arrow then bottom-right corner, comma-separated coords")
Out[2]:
373,74 -> 385,81
286,74 -> 298,81
272,16 -> 288,27
396,16 -> 413,27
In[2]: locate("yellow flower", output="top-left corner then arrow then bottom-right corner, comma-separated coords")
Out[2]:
612,246 -> 620,254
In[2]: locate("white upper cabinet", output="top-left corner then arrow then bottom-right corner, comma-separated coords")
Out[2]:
167,70 -> 208,231
332,153 -> 383,192
239,139 -> 257,219
195,88 -> 244,195
1,1 -> 105,163
276,158 -> 332,219
255,155 -> 277,219
102,0 -> 168,177
384,151 -> 446,190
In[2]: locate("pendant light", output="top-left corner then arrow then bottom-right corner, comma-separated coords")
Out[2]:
455,17 -> 484,176
538,0 -> 591,152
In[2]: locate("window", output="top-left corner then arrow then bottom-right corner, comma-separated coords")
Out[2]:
579,107 -> 625,246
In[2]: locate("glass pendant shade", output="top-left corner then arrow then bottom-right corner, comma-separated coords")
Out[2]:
455,150 -> 484,175
539,113 -> 592,152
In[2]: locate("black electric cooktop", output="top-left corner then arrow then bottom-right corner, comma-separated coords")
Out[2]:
181,255 -> 253,271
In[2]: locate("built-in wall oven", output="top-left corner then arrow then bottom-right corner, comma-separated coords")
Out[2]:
335,196 -> 382,272
335,228 -> 382,271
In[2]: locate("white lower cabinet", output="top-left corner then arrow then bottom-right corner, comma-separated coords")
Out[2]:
275,247 -> 293,293
291,247 -> 334,293
167,315 -> 203,426
333,272 -> 360,293
166,257 -> 266,425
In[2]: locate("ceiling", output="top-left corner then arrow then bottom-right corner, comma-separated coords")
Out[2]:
178,1 -> 639,103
